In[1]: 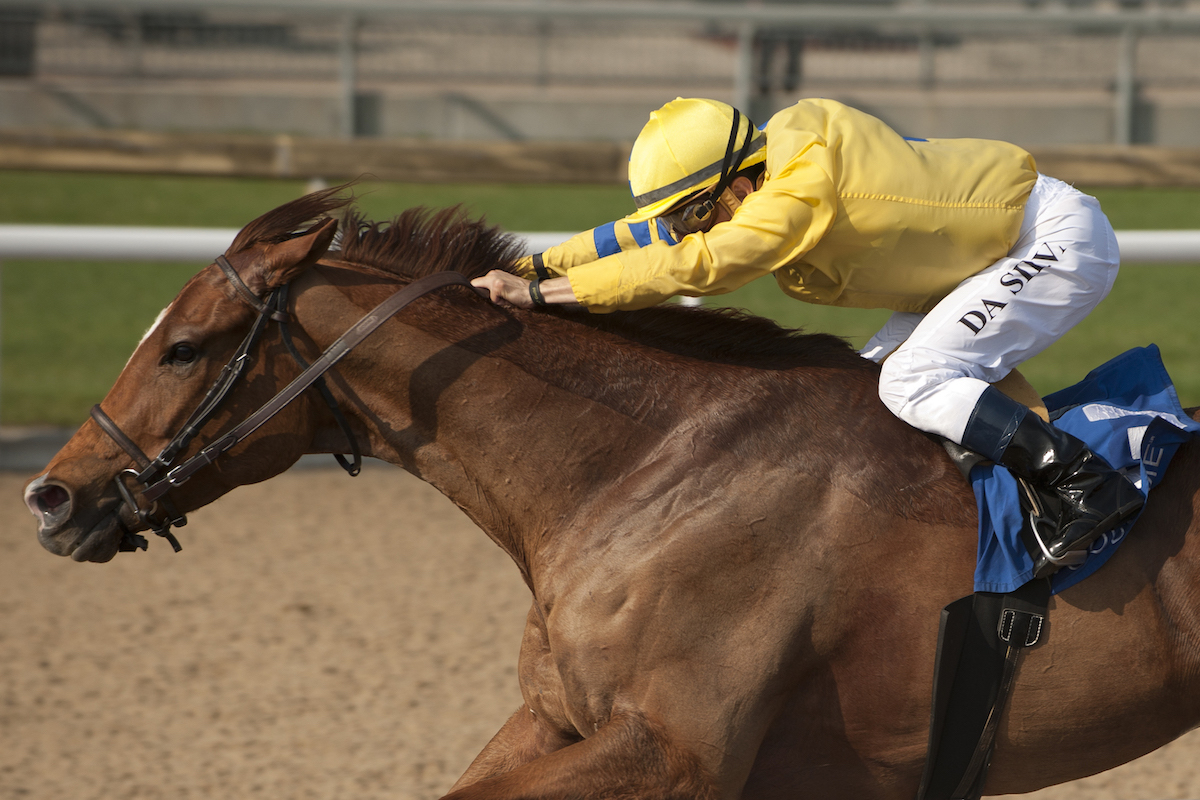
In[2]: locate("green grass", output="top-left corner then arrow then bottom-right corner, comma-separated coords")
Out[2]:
2,169 -> 1199,426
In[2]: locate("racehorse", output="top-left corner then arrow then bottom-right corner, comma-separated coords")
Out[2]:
23,188 -> 1200,800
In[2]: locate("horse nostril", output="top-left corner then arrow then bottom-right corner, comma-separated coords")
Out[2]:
24,476 -> 74,531
37,484 -> 70,512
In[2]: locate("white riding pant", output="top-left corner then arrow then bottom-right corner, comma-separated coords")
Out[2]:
860,174 -> 1120,444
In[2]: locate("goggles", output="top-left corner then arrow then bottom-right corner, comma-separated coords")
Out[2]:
661,187 -> 721,239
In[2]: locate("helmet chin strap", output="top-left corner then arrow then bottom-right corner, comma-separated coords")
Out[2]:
671,109 -> 757,234
716,185 -> 745,217
709,109 -> 757,207
719,168 -> 766,216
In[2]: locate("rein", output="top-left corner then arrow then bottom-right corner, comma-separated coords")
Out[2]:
91,256 -> 482,552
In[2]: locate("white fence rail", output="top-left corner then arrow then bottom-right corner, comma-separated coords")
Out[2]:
1,224 -> 1199,264
1117,230 -> 1200,263
0,225 -> 570,261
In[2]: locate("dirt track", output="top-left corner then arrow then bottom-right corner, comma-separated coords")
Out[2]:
2,466 -> 1198,799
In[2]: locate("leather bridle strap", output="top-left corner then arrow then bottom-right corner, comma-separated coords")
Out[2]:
91,403 -> 189,551
141,270 -> 481,503
92,402 -> 154,472
92,284 -> 282,479
91,280 -> 286,552
216,255 -> 289,322
277,283 -> 363,477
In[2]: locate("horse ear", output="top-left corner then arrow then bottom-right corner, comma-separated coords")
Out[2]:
262,217 -> 339,288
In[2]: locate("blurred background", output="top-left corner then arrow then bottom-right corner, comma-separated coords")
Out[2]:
3,0 -> 1200,145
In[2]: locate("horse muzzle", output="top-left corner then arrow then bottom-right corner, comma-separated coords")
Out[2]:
24,472 -> 170,561
25,472 -> 112,561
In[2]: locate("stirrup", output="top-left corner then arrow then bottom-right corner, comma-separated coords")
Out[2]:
1029,516 -> 1090,574
1015,477 -> 1089,578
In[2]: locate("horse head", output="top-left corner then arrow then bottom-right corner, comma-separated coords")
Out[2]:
24,191 -> 344,562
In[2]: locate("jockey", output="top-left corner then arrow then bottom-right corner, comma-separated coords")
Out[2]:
472,96 -> 1143,578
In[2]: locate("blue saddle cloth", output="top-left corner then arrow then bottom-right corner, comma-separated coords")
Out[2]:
971,345 -> 1200,594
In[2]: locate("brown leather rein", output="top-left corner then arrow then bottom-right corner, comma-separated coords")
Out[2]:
91,255 -> 483,553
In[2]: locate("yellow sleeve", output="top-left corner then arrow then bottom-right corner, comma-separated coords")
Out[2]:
514,217 -> 676,279
565,155 -> 838,312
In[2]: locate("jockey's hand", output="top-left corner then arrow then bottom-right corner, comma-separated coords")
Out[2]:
471,270 -> 582,309
472,270 -> 535,308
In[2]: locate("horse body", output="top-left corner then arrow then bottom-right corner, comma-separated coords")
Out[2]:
23,192 -> 1200,799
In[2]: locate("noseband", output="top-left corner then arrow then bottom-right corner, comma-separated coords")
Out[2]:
91,254 -> 482,553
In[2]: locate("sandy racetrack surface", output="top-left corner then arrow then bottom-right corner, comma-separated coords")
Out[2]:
2,466 -> 1198,799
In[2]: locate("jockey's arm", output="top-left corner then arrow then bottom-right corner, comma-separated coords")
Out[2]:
515,217 -> 678,279
476,158 -> 834,312
474,216 -> 676,309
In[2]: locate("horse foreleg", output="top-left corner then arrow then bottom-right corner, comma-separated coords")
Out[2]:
448,704 -> 580,792
441,709 -> 718,800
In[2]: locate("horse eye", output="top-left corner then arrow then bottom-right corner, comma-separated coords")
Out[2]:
168,343 -> 198,364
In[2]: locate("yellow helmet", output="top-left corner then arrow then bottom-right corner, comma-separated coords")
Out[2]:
627,98 -> 766,222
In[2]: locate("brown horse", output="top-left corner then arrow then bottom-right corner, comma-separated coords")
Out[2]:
23,189 -> 1200,800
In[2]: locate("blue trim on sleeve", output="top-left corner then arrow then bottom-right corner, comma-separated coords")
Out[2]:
629,220 -> 652,248
593,222 -> 620,258
904,137 -> 928,142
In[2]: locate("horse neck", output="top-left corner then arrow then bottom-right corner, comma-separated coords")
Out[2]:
292,266 -> 902,579
288,270 -> 674,567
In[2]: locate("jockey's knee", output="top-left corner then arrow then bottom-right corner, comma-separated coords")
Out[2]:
877,356 -> 989,443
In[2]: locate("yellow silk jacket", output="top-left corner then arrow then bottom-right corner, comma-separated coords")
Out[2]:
518,98 -> 1038,314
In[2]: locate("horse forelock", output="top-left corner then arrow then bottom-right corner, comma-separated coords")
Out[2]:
228,185 -> 357,255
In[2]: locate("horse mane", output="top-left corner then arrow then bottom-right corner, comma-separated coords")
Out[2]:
229,187 -> 866,371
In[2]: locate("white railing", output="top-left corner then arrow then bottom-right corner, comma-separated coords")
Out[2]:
0,225 -> 571,261
1116,230 -> 1200,264
1,225 -> 1198,264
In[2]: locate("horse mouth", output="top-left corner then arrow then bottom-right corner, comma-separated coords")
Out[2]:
74,519 -> 126,561
70,512 -> 125,562
38,508 -> 125,563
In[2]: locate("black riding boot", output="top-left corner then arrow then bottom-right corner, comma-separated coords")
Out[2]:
960,386 -> 1145,578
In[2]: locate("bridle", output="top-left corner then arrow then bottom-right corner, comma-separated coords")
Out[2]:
91,253 -> 482,553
